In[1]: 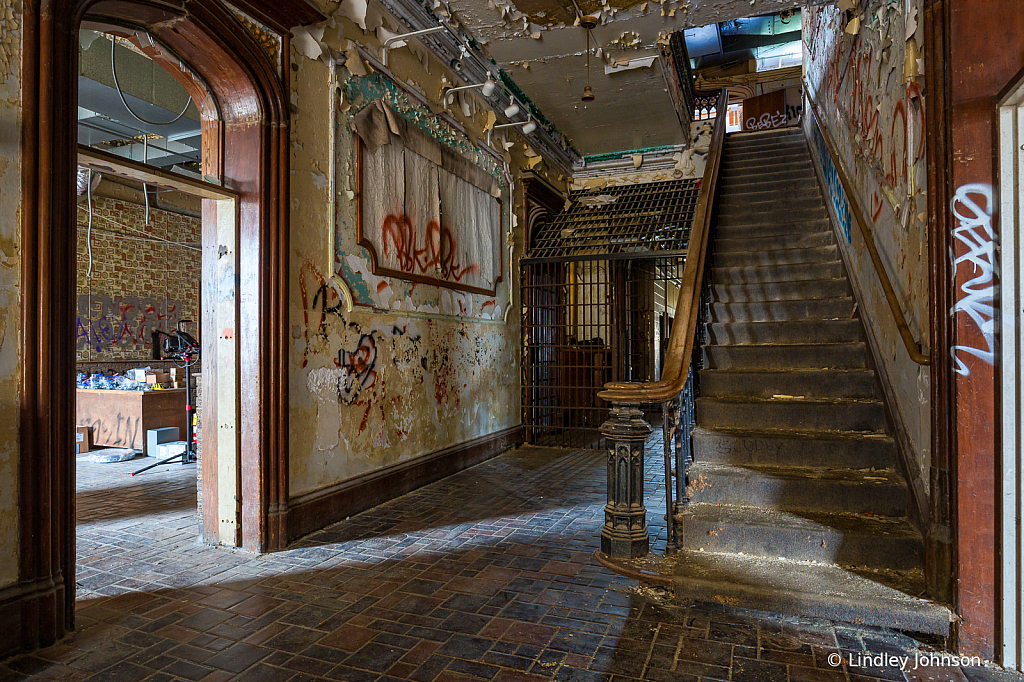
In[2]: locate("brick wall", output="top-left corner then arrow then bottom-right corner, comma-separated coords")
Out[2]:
76,193 -> 201,367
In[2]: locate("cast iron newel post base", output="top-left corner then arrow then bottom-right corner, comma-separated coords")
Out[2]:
600,403 -> 653,559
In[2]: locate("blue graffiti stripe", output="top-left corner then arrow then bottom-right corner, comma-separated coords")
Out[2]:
812,121 -> 852,243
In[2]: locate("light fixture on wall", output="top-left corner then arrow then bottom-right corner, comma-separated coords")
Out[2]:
381,25 -> 447,67
443,74 -> 497,108
580,14 -> 598,102
487,115 -> 537,145
504,97 -> 521,118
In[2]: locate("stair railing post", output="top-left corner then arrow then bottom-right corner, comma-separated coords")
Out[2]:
600,403 -> 653,559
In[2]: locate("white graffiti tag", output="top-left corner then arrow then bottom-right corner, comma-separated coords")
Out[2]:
745,111 -> 788,131
950,183 -> 995,376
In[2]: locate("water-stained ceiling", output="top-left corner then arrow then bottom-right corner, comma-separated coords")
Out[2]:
445,0 -> 822,157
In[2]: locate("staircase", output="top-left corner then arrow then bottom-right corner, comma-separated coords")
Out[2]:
671,127 -> 951,635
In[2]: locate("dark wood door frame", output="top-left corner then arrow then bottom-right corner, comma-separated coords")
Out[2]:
13,0 -> 320,654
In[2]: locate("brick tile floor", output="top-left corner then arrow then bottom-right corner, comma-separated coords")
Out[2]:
3,445 -> 1021,682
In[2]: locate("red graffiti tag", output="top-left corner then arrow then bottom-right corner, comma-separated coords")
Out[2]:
382,214 -> 480,283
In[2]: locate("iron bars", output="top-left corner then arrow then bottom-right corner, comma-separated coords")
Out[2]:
522,179 -> 699,264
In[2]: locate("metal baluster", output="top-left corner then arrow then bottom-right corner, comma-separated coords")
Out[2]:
663,397 -> 678,552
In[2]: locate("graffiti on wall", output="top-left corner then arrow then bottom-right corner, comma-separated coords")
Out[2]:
76,294 -> 181,353
950,183 -> 995,376
812,118 -> 853,243
805,5 -> 926,208
382,213 -> 481,284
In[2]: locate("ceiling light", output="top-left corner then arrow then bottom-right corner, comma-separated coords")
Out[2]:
488,116 -> 538,146
443,75 -> 499,108
504,99 -> 521,117
580,15 -> 599,102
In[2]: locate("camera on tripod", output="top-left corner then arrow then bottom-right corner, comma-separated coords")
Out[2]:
135,320 -> 200,476
153,321 -> 200,361
162,329 -> 200,359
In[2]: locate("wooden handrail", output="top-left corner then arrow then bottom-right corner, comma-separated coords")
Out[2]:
599,89 -> 729,404
803,87 -> 931,366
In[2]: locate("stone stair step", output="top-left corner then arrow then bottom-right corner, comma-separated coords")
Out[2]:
727,130 -> 805,149
707,319 -> 862,344
713,245 -> 838,267
668,549 -> 952,635
717,207 -> 828,225
696,395 -> 883,431
719,176 -> 820,195
723,148 -> 811,165
719,199 -> 826,216
721,159 -> 814,175
699,368 -> 877,400
686,462 -> 906,516
676,503 -> 920,569
715,220 -> 833,241
715,232 -> 835,255
691,427 -> 896,468
719,194 -> 823,211
712,277 -> 848,303
710,297 -> 853,322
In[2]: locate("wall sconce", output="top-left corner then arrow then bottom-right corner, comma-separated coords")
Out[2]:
487,116 -> 537,145
443,74 -> 497,108
381,25 -> 446,67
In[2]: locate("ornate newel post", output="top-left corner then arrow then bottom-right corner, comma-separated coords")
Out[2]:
600,403 -> 653,559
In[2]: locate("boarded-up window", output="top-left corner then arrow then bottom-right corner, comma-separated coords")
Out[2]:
357,107 -> 502,296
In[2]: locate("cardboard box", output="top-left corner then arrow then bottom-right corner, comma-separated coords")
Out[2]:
145,372 -> 170,385
157,441 -> 187,459
75,426 -> 90,454
146,427 -> 179,457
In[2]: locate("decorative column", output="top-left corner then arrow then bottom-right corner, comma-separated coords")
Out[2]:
600,403 -> 653,559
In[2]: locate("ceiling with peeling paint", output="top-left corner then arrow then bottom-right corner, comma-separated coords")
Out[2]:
444,0 -> 824,156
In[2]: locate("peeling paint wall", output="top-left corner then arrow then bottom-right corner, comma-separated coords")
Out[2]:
0,0 -> 21,589
803,0 -> 930,499
288,7 -> 561,498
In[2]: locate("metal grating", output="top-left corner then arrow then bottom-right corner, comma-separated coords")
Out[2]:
523,178 -> 700,264
521,257 -> 685,449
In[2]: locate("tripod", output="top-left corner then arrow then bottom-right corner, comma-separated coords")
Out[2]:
133,348 -> 198,476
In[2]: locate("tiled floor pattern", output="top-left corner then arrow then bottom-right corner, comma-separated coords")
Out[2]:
2,445 -> 1020,682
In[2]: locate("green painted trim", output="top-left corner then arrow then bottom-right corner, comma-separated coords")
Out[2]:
583,144 -> 683,164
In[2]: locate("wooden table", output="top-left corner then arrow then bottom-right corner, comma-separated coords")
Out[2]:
76,389 -> 187,455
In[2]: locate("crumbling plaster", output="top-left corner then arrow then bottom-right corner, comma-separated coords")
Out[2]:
288,5 -> 564,497
445,0 -> 829,155
0,0 -> 21,589
803,0 -> 930,497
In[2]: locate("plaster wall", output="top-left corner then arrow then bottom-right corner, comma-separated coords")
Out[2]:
803,0 -> 931,502
0,0 -> 21,590
287,9 -> 563,498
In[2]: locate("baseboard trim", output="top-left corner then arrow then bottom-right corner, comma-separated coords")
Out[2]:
0,574 -> 67,659
803,120 -> 931,534
286,425 -> 524,542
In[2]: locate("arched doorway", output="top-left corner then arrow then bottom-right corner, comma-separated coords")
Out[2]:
16,0 -> 321,652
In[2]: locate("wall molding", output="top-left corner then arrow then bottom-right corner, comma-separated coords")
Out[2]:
286,425 -> 524,542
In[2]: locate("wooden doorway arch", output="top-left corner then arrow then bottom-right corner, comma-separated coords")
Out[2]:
14,0 -> 321,653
